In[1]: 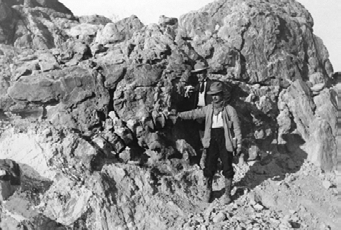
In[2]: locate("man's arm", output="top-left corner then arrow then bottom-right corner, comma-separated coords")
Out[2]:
230,106 -> 242,152
178,107 -> 206,120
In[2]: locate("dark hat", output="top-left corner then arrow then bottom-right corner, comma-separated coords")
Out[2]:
191,62 -> 208,73
207,81 -> 224,95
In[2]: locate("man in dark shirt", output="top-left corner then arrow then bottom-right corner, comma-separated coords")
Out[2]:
189,62 -> 213,109
187,62 -> 214,142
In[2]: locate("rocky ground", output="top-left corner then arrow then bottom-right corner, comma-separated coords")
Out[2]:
0,117 -> 340,230
0,0 -> 339,229
183,161 -> 340,230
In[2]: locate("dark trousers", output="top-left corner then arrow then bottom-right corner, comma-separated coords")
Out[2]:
204,128 -> 234,179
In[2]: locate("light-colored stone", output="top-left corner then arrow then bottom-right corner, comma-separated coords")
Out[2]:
212,212 -> 227,223
0,128 -> 56,180
42,178 -> 93,225
254,203 -> 264,211
322,180 -> 332,189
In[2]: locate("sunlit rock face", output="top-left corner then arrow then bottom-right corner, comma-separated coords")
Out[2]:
2,0 -> 72,14
0,0 -> 337,229
177,0 -> 336,171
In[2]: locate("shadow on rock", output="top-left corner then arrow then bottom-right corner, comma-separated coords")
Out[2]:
19,163 -> 54,194
231,133 -> 307,200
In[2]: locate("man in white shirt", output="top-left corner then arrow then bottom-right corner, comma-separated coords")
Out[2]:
177,81 -> 242,204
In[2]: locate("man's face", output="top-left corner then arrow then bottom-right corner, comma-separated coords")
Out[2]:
211,92 -> 223,103
196,71 -> 207,82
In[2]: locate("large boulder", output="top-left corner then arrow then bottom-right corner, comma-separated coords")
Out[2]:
94,15 -> 144,45
0,0 -> 338,228
5,62 -> 110,131
0,1 -> 75,48
79,14 -> 112,25
3,0 -> 73,15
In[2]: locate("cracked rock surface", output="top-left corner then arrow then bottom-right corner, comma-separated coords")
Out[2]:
0,0 -> 339,229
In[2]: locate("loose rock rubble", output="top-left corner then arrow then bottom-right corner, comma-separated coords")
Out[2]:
0,118 -> 340,229
182,160 -> 340,230
0,0 -> 339,229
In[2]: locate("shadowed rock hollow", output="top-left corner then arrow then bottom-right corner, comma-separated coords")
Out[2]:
0,0 -> 339,229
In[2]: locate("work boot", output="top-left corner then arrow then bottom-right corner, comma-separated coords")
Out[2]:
203,177 -> 212,203
221,177 -> 232,205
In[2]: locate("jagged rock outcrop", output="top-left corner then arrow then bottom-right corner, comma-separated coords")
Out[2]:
95,15 -> 144,45
3,0 -> 72,14
0,0 -> 338,229
0,0 -> 74,49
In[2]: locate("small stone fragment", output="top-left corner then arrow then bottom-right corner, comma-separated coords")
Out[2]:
322,180 -> 332,189
199,224 -> 207,230
212,212 -> 227,223
254,203 -> 264,211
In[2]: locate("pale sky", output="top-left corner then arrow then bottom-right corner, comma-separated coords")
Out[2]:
59,0 -> 341,72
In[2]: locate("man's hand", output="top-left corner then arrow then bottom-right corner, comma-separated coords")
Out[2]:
200,149 -> 207,169
184,85 -> 194,97
236,146 -> 242,156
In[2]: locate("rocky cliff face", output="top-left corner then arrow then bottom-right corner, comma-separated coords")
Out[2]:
0,0 -> 339,229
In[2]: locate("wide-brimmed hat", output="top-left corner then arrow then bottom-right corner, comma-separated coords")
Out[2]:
207,81 -> 224,95
191,62 -> 208,73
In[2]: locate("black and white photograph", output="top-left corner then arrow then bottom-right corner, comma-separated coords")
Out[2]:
0,0 -> 340,229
